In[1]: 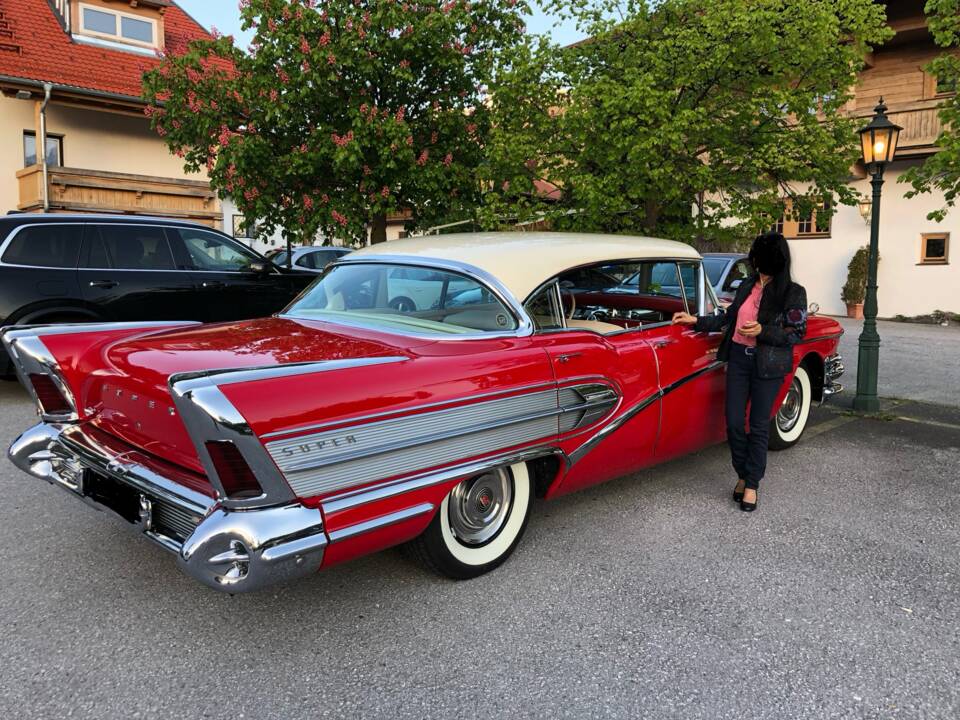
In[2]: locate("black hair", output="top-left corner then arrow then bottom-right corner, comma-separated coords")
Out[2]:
748,231 -> 792,306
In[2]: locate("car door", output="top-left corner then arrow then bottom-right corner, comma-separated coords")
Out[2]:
170,226 -> 303,321
646,260 -> 727,460
78,223 -> 198,321
524,281 -> 661,497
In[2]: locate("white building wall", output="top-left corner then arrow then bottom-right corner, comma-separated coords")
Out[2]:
789,161 -> 959,318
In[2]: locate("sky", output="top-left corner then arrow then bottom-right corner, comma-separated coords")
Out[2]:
176,0 -> 584,48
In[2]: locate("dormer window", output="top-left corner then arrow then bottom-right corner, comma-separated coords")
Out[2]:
78,2 -> 158,48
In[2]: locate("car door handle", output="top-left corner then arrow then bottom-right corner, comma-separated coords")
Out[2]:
201,281 -> 226,289
88,280 -> 118,289
653,339 -> 676,348
556,352 -> 583,364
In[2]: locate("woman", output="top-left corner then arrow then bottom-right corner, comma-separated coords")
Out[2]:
672,232 -> 807,512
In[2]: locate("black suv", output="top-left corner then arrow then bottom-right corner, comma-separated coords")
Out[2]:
1,214 -> 316,370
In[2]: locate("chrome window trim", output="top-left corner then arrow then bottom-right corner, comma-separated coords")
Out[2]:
290,254 -> 535,339
322,446 -> 568,514
168,357 -> 408,510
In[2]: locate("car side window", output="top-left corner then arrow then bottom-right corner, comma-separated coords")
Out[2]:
524,283 -> 564,331
177,228 -> 261,272
295,253 -> 316,269
678,261 -> 700,313
1,224 -> 83,268
85,225 -> 175,270
723,260 -> 751,291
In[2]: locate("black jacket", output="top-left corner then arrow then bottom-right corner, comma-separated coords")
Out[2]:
695,276 -> 808,378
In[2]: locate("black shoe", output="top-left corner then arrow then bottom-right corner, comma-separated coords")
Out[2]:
733,481 -> 746,503
740,493 -> 758,512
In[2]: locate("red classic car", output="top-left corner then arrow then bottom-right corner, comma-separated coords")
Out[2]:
5,233 -> 844,592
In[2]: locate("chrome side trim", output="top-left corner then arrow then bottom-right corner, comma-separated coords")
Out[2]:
323,446 -> 566,514
261,380 -> 558,440
568,361 -> 725,465
0,321 -> 199,338
300,253 -> 535,338
327,503 -> 435,543
168,356 -> 408,510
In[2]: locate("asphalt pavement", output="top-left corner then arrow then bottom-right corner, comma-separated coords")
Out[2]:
1,374 -> 959,719
835,317 -> 960,407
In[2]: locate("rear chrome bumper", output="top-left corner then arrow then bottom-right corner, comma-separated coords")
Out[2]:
8,422 -> 328,593
822,353 -> 845,404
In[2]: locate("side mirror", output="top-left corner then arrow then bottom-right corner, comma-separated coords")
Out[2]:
729,279 -> 743,290
249,261 -> 271,275
809,302 -> 820,315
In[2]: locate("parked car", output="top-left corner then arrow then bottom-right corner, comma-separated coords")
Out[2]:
266,245 -> 353,271
0,214 -> 315,374
5,232 -> 844,593
702,252 -> 751,306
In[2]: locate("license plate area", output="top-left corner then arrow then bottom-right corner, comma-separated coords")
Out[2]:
83,469 -> 141,525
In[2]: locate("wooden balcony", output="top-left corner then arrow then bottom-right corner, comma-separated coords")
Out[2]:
16,165 -> 222,227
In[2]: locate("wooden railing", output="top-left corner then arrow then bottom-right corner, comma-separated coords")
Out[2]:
16,165 -> 222,227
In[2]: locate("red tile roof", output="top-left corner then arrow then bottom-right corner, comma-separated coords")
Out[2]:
0,0 -> 213,100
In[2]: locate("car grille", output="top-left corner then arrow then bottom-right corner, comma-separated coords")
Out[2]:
153,499 -> 202,542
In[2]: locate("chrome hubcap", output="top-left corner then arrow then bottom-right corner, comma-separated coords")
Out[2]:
777,377 -> 803,432
448,469 -> 512,546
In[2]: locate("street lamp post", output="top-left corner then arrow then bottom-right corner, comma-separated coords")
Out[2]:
854,98 -> 901,413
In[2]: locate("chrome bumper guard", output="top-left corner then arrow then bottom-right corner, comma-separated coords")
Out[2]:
822,353 -> 845,404
8,422 -> 328,593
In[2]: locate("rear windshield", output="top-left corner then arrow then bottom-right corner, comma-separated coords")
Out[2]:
286,263 -> 518,335
2,225 -> 83,268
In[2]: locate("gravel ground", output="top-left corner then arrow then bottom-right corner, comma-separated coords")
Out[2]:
835,316 -> 960,407
1,378 -> 958,719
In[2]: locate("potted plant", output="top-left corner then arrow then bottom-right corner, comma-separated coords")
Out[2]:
841,245 -> 876,319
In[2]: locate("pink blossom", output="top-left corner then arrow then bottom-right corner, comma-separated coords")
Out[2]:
405,135 -> 414,146
278,68 -> 290,84
304,196 -> 314,210
270,89 -> 279,103
431,131 -> 438,144
331,130 -> 354,147
363,165 -> 372,175
319,31 -> 331,46
156,125 -> 167,137
381,186 -> 390,198
302,59 -> 311,72
267,18 -> 277,31
360,102 -> 369,115
466,123 -> 477,135
300,37 -> 311,54
443,153 -> 453,166
395,106 -> 406,122
321,194 -> 329,204
417,149 -> 429,166
331,210 -> 348,227
399,59 -> 410,69
327,53 -> 336,66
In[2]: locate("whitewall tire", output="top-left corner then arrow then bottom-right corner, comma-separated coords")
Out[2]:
407,462 -> 532,579
769,365 -> 812,450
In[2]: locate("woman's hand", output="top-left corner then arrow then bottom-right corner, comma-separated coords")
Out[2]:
672,312 -> 698,326
738,320 -> 762,337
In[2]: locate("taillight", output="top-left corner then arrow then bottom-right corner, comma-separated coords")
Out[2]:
29,373 -> 72,415
204,441 -> 264,500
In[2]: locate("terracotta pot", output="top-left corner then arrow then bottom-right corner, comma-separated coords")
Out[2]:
846,303 -> 864,320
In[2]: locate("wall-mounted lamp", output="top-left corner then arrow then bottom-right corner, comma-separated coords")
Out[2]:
858,198 -> 872,225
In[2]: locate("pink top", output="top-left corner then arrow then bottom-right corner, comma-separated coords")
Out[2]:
732,282 -> 763,347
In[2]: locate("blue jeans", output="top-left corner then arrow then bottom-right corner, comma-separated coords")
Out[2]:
725,343 -> 783,490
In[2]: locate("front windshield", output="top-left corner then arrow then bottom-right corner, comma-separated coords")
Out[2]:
286,263 -> 519,335
703,258 -> 727,286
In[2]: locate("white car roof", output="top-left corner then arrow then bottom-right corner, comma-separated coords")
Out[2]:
350,232 -> 701,300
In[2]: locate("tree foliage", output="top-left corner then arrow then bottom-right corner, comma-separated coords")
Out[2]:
901,0 -> 960,221
481,0 -> 891,246
142,0 -> 529,244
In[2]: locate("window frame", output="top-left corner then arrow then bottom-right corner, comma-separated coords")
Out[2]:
524,257 -> 708,337
175,227 -> 273,274
920,233 -> 950,265
282,258 -> 527,340
23,131 -> 64,168
77,2 -> 158,48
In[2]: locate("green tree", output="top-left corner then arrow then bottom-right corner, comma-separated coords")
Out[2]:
482,0 -> 891,246
142,0 -> 528,245
901,0 -> 960,221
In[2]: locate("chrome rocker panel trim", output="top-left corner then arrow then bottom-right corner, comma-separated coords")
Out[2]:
8,422 -> 327,593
